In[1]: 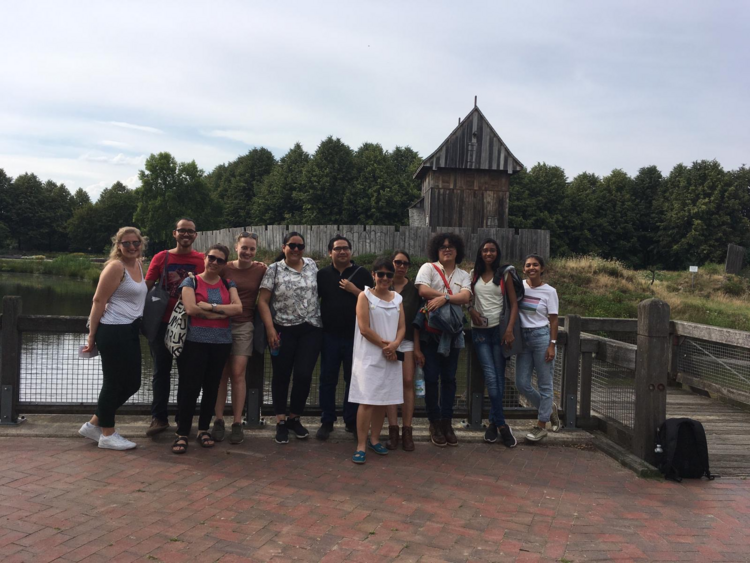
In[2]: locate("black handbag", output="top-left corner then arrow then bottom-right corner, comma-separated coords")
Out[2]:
253,263 -> 278,354
142,251 -> 169,343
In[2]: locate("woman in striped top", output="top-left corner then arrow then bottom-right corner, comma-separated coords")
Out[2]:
78,227 -> 148,451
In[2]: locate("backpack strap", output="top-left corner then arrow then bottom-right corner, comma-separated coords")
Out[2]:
431,263 -> 453,295
686,419 -> 716,479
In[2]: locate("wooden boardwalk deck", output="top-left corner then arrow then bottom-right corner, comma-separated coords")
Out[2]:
667,387 -> 750,477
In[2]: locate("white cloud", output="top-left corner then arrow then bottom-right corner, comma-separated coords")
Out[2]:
99,140 -> 130,148
103,122 -> 163,134
80,153 -> 146,166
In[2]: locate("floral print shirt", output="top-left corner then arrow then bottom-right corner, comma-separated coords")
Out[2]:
260,257 -> 322,328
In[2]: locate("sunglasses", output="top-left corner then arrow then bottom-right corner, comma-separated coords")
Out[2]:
393,260 -> 410,267
119,241 -> 142,248
239,231 -> 259,240
286,243 -> 305,251
374,271 -> 395,279
439,245 -> 456,252
207,255 -> 227,265
175,228 -> 197,235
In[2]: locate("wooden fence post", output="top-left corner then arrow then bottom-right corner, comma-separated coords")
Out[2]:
633,299 -> 670,464
1,296 -> 22,425
725,244 -> 745,275
563,315 -> 581,429
578,351 -> 593,423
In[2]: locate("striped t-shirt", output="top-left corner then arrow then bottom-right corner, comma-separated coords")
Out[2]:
518,281 -> 559,329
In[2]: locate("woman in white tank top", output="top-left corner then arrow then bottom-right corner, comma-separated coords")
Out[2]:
78,227 -> 148,451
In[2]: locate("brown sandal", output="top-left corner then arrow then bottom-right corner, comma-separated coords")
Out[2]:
197,431 -> 214,448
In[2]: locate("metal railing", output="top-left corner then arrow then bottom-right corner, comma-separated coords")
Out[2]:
1,296 -> 568,425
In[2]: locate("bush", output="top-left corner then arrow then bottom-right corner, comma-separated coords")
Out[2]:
723,276 -> 747,297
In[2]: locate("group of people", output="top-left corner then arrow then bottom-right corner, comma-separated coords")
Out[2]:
78,219 -> 560,465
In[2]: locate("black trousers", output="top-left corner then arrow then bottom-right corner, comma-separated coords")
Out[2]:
175,340 -> 232,436
271,322 -> 322,416
95,321 -> 142,427
148,322 -> 174,422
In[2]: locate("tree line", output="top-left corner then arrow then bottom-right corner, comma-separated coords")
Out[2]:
0,136 -> 748,270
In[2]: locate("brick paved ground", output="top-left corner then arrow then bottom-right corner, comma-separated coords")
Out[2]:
0,436 -> 748,562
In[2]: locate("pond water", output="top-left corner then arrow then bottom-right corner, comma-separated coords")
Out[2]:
0,272 -> 94,316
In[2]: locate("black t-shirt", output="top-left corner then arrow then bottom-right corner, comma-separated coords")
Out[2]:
317,263 -> 374,337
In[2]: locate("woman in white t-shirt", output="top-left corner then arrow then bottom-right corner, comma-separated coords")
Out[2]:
516,254 -> 560,442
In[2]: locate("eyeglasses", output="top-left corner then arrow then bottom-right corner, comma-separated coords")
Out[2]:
239,231 -> 259,240
286,243 -> 305,251
393,260 -> 410,267
374,271 -> 395,279
207,255 -> 227,265
119,241 -> 142,248
176,228 -> 197,235
332,246 -> 351,253
439,245 -> 455,252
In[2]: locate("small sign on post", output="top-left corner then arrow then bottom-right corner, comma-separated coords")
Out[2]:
689,266 -> 698,289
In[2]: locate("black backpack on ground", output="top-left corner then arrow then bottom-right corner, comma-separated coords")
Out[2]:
656,418 -> 717,482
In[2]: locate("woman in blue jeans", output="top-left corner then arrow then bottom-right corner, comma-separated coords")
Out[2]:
516,254 -> 560,442
469,239 -> 519,448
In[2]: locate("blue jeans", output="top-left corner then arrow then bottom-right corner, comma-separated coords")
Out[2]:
319,332 -> 358,425
471,326 -> 507,427
515,326 -> 554,423
422,339 -> 460,422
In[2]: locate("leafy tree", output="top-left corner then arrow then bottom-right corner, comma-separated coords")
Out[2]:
7,173 -> 46,250
67,204 -> 100,252
296,137 -> 355,224
629,165 -> 664,268
252,143 -> 310,224
386,146 -> 423,225
133,152 -> 222,245
509,163 -> 568,255
592,169 -> 639,264
562,172 -> 603,256
39,181 -> 73,251
348,143 -> 392,224
0,169 -> 12,248
208,148 -> 276,227
72,188 -> 92,209
656,160 -> 750,268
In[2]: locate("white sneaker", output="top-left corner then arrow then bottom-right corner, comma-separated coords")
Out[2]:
78,422 -> 103,442
550,403 -> 561,432
98,432 -> 137,451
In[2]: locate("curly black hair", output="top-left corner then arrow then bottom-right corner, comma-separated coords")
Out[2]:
427,232 -> 465,263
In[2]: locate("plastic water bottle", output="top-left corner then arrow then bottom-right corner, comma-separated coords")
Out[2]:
270,333 -> 281,357
415,366 -> 426,398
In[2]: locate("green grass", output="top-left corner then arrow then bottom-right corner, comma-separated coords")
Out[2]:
0,255 -> 102,281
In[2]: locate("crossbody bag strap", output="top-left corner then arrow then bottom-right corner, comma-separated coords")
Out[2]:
161,251 -> 169,290
347,265 -> 363,282
431,263 -> 453,296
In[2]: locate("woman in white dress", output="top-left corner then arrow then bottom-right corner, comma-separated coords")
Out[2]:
349,258 -> 406,464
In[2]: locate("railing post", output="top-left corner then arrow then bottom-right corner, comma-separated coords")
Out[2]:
244,350 -> 265,427
563,315 -> 581,429
633,299 -> 670,464
466,332 -> 485,430
1,296 -> 22,425
578,351 -> 593,423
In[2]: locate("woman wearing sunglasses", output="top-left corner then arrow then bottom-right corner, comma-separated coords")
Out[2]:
384,250 -> 424,452
349,257 -> 406,464
171,244 -> 242,454
78,227 -> 148,450
257,232 -> 323,445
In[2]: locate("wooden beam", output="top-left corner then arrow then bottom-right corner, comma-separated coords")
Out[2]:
672,320 -> 750,349
17,316 -> 88,334
580,318 -> 637,333
633,299 -> 671,465
587,335 -> 637,370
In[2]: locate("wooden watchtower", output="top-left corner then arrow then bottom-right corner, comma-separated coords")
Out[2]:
409,101 -> 524,230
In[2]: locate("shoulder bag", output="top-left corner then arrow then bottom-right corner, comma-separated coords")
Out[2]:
142,251 -> 169,343
164,274 -> 191,358
253,263 -> 279,354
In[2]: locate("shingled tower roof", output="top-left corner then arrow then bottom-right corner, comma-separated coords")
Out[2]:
414,105 -> 524,179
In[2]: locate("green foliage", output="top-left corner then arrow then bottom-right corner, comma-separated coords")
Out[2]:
133,152 -> 222,245
0,255 -> 101,281
251,143 -> 310,224
297,137 -> 355,224
67,181 -> 138,252
72,187 -> 92,209
208,148 -> 276,227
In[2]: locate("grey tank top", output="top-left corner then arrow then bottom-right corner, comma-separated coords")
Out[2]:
101,262 -> 147,325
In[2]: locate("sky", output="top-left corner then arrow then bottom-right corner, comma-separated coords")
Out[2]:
0,1 -> 748,201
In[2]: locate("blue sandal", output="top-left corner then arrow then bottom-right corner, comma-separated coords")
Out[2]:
367,440 -> 389,455
352,450 -> 366,464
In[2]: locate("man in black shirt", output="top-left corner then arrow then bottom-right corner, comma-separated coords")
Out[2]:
316,235 -> 374,440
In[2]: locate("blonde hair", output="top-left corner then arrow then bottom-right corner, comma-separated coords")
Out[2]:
106,226 -> 147,266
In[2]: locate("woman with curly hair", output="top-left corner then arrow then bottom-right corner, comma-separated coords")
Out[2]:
414,232 -> 472,447
78,227 -> 148,450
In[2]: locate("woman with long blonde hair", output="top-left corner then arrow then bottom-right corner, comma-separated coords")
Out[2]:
78,227 -> 148,450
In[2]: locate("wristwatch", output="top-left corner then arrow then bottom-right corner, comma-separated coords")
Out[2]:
550,339 -> 557,344
211,303 -> 217,311
444,294 -> 450,302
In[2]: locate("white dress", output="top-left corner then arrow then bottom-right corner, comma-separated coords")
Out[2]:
349,288 -> 404,406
